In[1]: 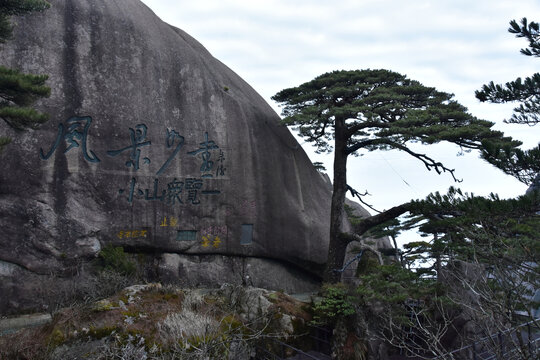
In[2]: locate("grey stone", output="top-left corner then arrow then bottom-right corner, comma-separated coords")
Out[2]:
526,173 -> 540,194
0,313 -> 52,335
157,253 -> 320,293
0,0 -> 372,313
0,260 -> 20,276
50,339 -> 107,360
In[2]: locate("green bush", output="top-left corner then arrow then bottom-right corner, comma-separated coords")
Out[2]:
312,283 -> 356,326
98,245 -> 136,276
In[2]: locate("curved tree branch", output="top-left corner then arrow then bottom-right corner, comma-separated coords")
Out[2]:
390,142 -> 461,182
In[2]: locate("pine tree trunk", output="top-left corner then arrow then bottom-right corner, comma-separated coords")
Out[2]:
323,120 -> 349,283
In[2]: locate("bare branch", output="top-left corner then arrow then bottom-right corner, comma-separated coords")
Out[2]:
347,185 -> 382,214
391,142 -> 462,182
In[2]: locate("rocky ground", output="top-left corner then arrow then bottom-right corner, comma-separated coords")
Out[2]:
0,284 -> 320,360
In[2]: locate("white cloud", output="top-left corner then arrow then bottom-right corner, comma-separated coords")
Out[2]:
141,0 -> 539,212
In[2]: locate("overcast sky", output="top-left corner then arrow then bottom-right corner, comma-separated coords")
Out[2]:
141,0 -> 539,216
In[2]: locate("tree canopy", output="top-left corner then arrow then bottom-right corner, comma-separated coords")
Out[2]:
353,19 -> 540,356
273,69 -> 518,283
0,0 -> 50,151
0,0 -> 50,43
476,18 -> 540,126
480,141 -> 540,185
476,18 -> 540,186
274,69 -> 515,167
274,20 -> 540,359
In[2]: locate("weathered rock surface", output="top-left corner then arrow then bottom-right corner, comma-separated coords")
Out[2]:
157,254 -> 320,293
0,313 -> 52,336
1,284 -> 315,359
527,173 -> 540,194
0,0 -> 388,314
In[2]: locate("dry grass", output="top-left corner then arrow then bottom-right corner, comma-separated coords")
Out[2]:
1,285 -> 315,359
0,327 -> 51,360
267,291 -> 312,321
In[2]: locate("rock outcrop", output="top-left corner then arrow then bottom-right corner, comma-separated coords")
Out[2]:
0,284 -> 316,359
0,0 -> 388,314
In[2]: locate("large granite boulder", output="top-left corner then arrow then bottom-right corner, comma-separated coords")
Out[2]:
0,0 -> 387,314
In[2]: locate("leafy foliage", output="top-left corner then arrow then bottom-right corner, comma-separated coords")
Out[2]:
476,18 -> 540,125
273,69 -> 518,283
349,186 -> 540,356
312,161 -> 327,172
277,19 -> 540,358
481,141 -> 540,185
477,18 -> 540,186
401,188 -> 540,323
274,69 -> 512,161
410,188 -> 539,262
354,262 -> 463,358
509,17 -> 540,58
356,264 -> 446,319
98,245 -> 137,276
476,74 -> 540,126
0,0 -> 50,42
312,283 -> 356,326
0,66 -> 50,128
0,0 -> 50,151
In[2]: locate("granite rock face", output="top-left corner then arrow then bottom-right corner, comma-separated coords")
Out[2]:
0,0 -> 385,314
526,173 -> 540,194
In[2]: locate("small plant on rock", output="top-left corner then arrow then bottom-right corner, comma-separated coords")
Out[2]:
98,244 -> 136,276
312,283 -> 356,326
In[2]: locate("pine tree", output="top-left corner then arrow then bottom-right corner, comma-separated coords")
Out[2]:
476,18 -> 540,187
367,18 -> 540,355
476,18 -> 540,125
355,187 -> 540,358
481,141 -> 540,185
0,0 -> 50,151
272,69 -> 518,283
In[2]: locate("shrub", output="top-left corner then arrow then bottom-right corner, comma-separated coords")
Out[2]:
312,283 -> 356,326
98,245 -> 136,276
